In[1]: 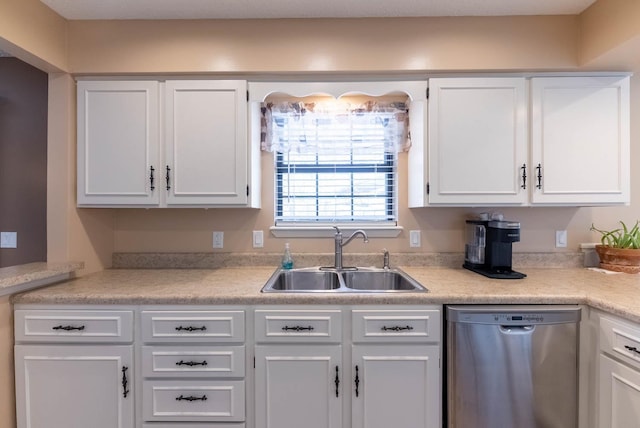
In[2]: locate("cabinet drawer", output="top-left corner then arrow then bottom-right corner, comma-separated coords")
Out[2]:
352,309 -> 441,343
143,380 -> 245,422
254,309 -> 342,343
600,315 -> 640,370
14,309 -> 134,343
142,346 -> 245,378
142,311 -> 245,343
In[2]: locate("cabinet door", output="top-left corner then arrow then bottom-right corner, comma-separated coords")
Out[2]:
531,76 -> 630,205
164,80 -> 248,206
599,354 -> 640,428
427,78 -> 528,205
255,345 -> 342,428
77,80 -> 160,206
352,345 -> 440,428
15,344 -> 134,428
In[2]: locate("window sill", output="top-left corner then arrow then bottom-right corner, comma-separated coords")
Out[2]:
270,225 -> 403,239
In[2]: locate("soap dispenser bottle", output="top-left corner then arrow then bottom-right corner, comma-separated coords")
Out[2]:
281,243 -> 294,270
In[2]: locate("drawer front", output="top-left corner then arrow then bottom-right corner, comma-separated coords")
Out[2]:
143,380 -> 245,422
142,346 -> 245,378
254,309 -> 342,343
600,316 -> 640,370
14,309 -> 134,343
142,311 -> 245,343
352,309 -> 441,343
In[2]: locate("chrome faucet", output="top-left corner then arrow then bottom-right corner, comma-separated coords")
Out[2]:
382,249 -> 390,270
333,226 -> 368,270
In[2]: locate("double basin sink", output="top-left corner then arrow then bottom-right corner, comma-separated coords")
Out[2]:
261,266 -> 428,293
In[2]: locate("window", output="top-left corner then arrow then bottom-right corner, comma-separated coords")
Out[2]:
262,97 -> 410,226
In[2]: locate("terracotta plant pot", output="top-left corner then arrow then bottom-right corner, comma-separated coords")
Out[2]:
595,245 -> 640,274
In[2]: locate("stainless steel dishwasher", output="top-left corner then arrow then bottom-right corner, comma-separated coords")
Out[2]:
446,305 -> 581,428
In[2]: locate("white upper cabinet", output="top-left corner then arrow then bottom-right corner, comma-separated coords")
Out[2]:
421,77 -> 528,206
77,80 -> 160,206
530,76 -> 630,205
77,79 -> 258,208
409,75 -> 631,207
164,80 -> 248,206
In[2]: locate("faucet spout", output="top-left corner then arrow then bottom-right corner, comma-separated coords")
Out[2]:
333,226 -> 369,270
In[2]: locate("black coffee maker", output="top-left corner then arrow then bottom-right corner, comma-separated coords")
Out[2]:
463,214 -> 526,279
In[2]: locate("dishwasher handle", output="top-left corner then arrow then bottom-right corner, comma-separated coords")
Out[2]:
499,325 -> 535,334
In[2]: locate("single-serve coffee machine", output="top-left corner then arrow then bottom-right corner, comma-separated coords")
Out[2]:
463,213 -> 526,279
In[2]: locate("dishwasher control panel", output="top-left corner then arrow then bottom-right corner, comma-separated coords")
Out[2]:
446,305 -> 581,325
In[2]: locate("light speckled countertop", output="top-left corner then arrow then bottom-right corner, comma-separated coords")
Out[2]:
0,262 -> 84,297
10,265 -> 640,323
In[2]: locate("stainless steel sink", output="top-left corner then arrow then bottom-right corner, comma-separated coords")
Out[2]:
261,267 -> 427,293
341,267 -> 426,291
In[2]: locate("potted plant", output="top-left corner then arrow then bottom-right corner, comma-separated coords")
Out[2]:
591,221 -> 640,273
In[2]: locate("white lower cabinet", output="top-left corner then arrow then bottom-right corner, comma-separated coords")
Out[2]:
597,314 -> 640,427
254,306 -> 442,428
14,308 -> 135,428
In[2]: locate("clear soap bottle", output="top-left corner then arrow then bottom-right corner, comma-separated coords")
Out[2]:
281,243 -> 294,270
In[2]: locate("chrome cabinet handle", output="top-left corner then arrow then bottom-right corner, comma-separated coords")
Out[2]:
536,163 -> 542,189
521,164 -> 527,189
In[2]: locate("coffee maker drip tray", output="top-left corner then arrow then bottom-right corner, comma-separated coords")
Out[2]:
463,264 -> 527,279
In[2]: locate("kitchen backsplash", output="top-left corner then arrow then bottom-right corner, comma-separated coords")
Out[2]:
112,252 -> 584,269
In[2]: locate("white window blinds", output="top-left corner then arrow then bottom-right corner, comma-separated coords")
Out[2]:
261,99 -> 409,225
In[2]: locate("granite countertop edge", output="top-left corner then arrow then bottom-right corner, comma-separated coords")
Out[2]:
0,262 -> 85,297
10,265 -> 640,324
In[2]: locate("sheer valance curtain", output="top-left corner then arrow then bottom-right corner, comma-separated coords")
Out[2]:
260,100 -> 411,154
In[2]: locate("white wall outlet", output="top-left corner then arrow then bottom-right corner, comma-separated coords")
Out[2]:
556,230 -> 567,248
409,230 -> 421,248
212,231 -> 224,249
0,231 -> 17,248
252,230 -> 264,248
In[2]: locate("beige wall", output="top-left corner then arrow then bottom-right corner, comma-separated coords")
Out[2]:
0,297 -> 16,428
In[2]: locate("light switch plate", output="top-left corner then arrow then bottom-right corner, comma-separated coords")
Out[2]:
409,230 -> 421,248
0,231 -> 17,248
556,230 -> 567,248
252,230 -> 264,248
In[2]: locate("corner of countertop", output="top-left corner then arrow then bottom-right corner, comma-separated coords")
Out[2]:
1,261 -> 84,298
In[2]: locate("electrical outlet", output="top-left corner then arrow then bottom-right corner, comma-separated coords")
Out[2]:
252,230 -> 264,248
212,231 -> 224,249
556,230 -> 567,248
0,232 -> 17,248
409,230 -> 421,248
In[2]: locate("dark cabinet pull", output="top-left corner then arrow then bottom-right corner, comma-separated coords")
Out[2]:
175,326 -> 207,332
624,345 -> 640,356
52,325 -> 85,331
166,165 -> 171,190
282,326 -> 314,332
381,325 -> 414,332
121,366 -> 130,398
334,366 -> 340,398
536,163 -> 542,189
176,394 -> 207,402
354,365 -> 360,397
521,164 -> 527,189
150,166 -> 155,191
176,360 -> 208,367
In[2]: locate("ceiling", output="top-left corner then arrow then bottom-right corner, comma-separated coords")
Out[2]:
41,0 -> 598,20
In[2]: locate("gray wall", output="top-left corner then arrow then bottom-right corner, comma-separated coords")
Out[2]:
0,57 -> 47,267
